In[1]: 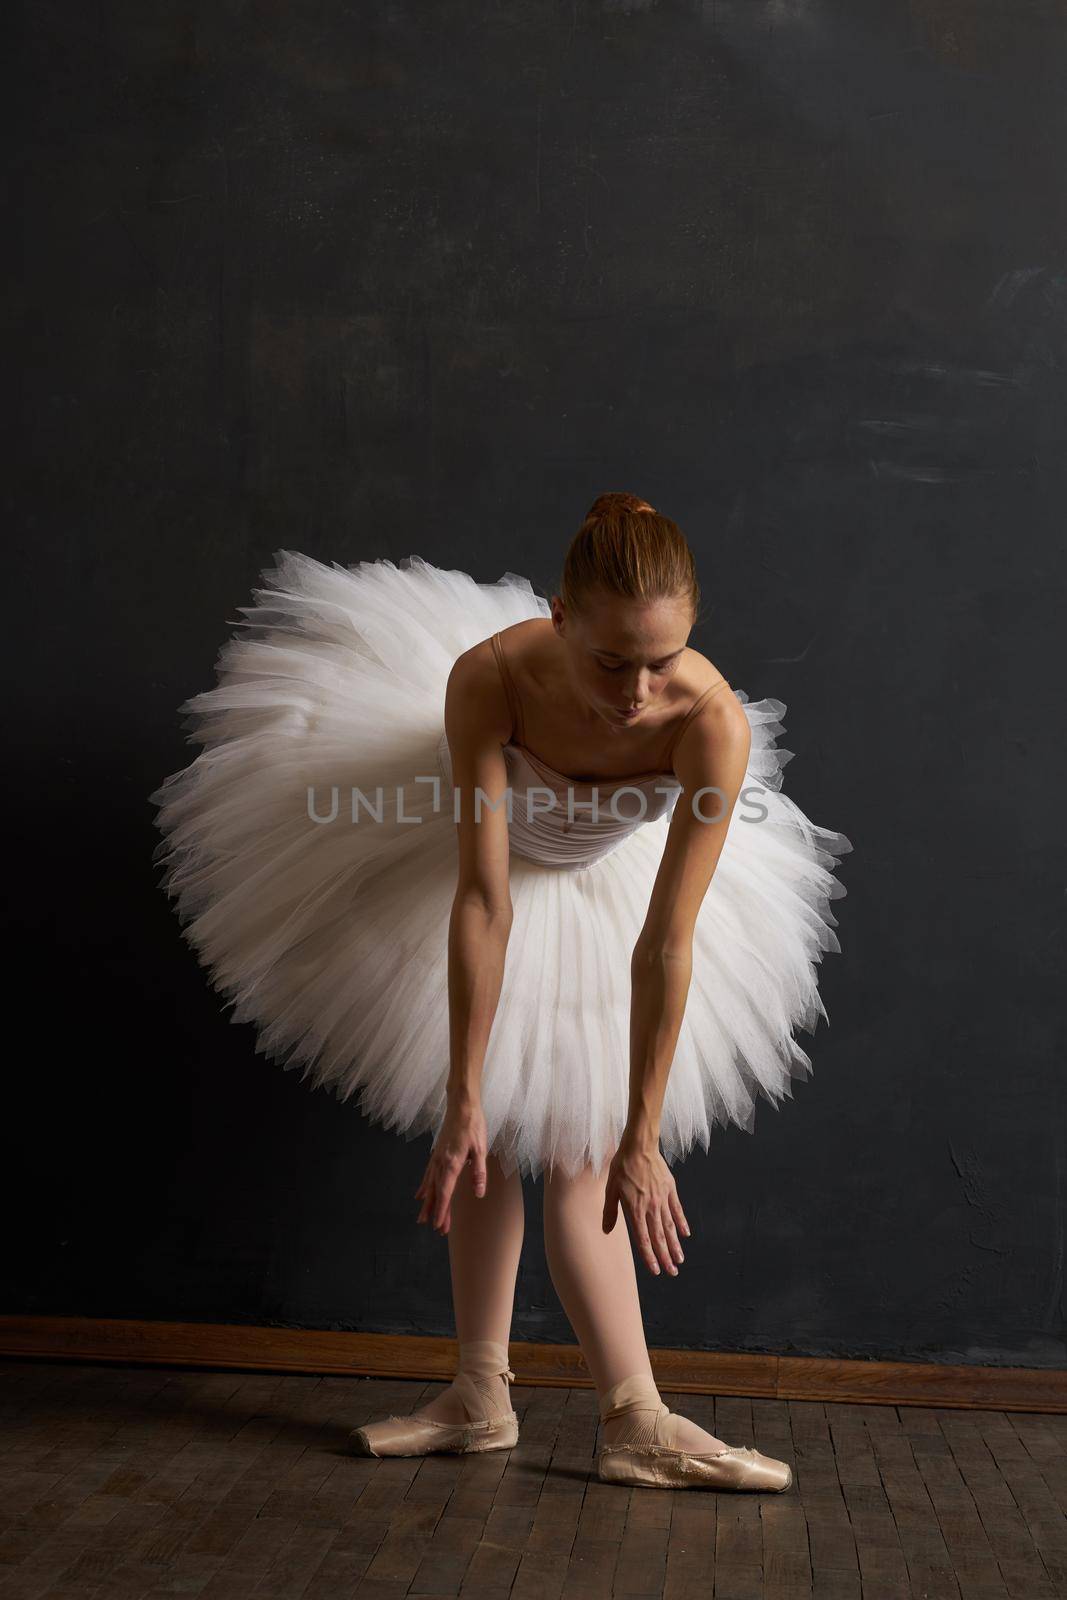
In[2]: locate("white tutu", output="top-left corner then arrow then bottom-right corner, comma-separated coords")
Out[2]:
149,551 -> 852,1180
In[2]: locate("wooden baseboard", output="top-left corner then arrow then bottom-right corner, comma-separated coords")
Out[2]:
1,1317 -> 1062,1414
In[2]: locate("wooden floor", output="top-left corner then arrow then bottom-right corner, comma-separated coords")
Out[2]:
1,1360 -> 1064,1599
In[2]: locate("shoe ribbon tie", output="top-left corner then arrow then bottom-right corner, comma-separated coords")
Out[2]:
601,1396 -> 670,1423
598,1372 -> 669,1424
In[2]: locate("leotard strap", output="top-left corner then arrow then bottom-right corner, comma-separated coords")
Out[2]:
490,632 -> 526,745
659,678 -> 731,767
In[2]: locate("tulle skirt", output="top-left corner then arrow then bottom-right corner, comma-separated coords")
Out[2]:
149,552 -> 853,1180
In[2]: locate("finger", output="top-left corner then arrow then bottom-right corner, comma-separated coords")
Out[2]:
667,1188 -> 691,1241
416,1176 -> 436,1225
434,1161 -> 461,1230
602,1177 -> 619,1233
631,1209 -> 660,1275
661,1207 -> 685,1267
415,1174 -> 430,1220
470,1152 -> 488,1198
648,1208 -> 676,1276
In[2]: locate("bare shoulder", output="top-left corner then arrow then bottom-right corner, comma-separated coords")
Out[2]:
490,615 -> 547,670
675,645 -> 743,720
444,634 -> 514,751
471,616 -> 559,707
669,646 -> 750,761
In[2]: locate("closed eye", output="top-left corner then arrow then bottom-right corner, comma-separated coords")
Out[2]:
600,659 -> 677,673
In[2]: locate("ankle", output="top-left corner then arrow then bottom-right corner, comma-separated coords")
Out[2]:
598,1371 -> 662,1424
445,1339 -> 516,1423
460,1371 -> 511,1417
597,1371 -> 728,1457
598,1371 -> 665,1452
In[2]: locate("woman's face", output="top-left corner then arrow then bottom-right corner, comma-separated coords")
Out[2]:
551,590 -> 694,730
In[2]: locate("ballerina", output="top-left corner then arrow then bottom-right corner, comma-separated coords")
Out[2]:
149,491 -> 851,1491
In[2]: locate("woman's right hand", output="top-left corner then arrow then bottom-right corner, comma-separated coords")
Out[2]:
414,1094 -> 489,1234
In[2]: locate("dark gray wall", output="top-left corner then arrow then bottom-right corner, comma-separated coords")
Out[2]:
9,1 -> 1065,1370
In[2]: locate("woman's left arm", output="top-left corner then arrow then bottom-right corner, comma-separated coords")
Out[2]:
602,695 -> 752,1274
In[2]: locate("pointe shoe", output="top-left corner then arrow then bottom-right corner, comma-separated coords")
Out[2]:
596,1373 -> 792,1493
348,1339 -> 519,1458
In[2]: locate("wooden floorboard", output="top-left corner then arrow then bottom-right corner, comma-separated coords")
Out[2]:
0,1361 -> 1064,1599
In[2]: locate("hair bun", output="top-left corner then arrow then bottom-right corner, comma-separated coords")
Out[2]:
563,493 -> 699,620
585,492 -> 656,521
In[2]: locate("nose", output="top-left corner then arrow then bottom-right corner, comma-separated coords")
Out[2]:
621,669 -> 652,705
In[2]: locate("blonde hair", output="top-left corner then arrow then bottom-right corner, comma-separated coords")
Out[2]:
558,492 -> 701,623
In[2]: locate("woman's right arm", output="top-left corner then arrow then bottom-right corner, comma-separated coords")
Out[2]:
414,643 -> 514,1233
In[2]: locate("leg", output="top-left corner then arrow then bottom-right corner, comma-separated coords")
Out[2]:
542,1159 -> 729,1454
417,1150 -> 525,1423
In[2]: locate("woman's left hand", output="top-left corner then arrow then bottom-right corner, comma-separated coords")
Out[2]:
602,1130 -> 691,1276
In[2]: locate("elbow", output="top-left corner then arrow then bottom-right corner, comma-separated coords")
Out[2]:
455,882 -> 514,927
632,936 -> 693,970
